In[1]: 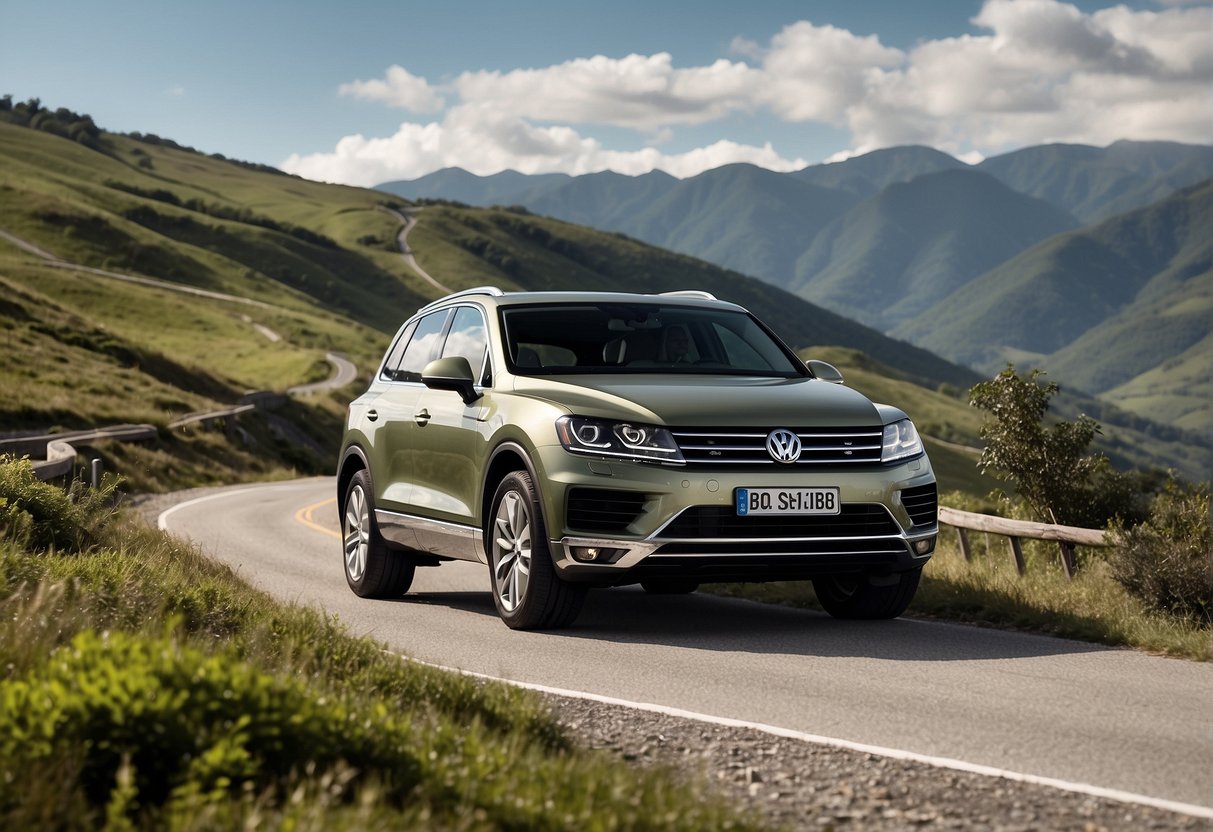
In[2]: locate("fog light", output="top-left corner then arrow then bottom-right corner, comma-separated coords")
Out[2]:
913,537 -> 936,556
570,546 -> 627,563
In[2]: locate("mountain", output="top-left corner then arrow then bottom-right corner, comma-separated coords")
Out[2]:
791,169 -> 1079,329
791,145 -> 966,197
894,180 -> 1212,434
528,168 -> 679,229
612,164 -> 859,284
379,167 -> 571,206
977,140 -> 1213,223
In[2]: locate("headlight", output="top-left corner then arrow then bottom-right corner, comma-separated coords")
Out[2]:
881,419 -> 923,463
556,416 -> 685,465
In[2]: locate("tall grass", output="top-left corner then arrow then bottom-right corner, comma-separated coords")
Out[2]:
711,532 -> 1211,661
0,458 -> 761,830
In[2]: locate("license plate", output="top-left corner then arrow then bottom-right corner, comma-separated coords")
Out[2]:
736,487 -> 840,516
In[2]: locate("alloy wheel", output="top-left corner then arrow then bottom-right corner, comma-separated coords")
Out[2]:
344,483 -> 369,582
492,489 -> 532,612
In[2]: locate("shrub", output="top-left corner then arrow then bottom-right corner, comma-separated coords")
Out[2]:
0,630 -> 421,813
1109,484 -> 1212,622
0,458 -> 117,552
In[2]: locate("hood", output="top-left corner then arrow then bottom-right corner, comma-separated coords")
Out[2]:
510,374 -> 882,427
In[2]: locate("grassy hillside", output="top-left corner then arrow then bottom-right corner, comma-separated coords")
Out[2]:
894,181 -> 1212,435
406,203 -> 980,389
618,163 -> 858,286
791,169 -> 1078,329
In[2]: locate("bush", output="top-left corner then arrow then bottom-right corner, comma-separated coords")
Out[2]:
0,630 -> 421,813
1109,484 -> 1212,622
0,458 -> 117,552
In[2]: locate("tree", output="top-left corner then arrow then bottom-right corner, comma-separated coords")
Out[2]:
969,366 -> 1139,528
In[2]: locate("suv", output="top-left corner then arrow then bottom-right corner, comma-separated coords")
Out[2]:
338,288 -> 937,629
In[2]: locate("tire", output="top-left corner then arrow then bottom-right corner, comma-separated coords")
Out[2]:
342,469 -> 415,598
812,567 -> 922,619
640,579 -> 699,595
487,471 -> 586,630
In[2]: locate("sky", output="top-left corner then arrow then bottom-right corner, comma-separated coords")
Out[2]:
3,0 -> 1210,186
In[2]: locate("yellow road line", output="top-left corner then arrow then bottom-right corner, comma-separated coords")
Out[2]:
295,497 -> 340,539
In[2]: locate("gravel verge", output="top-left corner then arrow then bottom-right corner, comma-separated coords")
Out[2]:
540,692 -> 1210,831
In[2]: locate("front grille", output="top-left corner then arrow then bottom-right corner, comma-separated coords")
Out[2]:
670,426 -> 883,466
656,504 -> 900,539
652,539 -> 908,557
901,484 -> 938,528
566,488 -> 646,534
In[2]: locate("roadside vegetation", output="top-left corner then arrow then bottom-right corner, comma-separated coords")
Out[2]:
715,366 -> 1212,661
0,457 -> 759,830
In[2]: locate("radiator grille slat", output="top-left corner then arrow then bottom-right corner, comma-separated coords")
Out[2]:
670,426 -> 884,466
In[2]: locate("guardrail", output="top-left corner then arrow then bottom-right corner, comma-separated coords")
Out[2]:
939,505 -> 1108,579
0,425 -> 159,481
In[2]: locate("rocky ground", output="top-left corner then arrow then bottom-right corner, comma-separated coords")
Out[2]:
541,693 -> 1210,831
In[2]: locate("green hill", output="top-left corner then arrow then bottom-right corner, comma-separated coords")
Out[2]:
977,140 -> 1213,223
894,181 -> 1212,441
791,145 -> 966,197
3,111 -> 1204,487
791,169 -> 1078,329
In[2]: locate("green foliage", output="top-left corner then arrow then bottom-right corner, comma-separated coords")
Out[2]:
0,457 -> 117,551
1110,483 -> 1212,622
0,97 -> 102,150
969,366 -> 1144,527
0,629 -> 422,810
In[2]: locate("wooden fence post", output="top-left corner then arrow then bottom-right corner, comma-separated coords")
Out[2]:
956,528 -> 972,561
1008,536 -> 1026,576
1057,543 -> 1076,580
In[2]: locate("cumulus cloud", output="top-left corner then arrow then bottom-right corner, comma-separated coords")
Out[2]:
288,0 -> 1211,185
281,106 -> 805,186
339,65 -> 445,113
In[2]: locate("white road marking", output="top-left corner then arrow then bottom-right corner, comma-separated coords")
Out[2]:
402,656 -> 1213,821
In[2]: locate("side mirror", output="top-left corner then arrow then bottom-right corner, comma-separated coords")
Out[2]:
806,359 -> 844,385
422,356 -> 481,404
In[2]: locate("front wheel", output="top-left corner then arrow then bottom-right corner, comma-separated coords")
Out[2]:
343,469 -> 414,598
812,567 -> 922,619
488,471 -> 586,630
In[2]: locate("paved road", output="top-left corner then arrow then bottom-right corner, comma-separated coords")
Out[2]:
382,207 -> 453,295
160,478 -> 1213,812
287,352 -> 358,396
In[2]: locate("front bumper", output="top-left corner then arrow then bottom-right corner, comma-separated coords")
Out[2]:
532,445 -> 938,586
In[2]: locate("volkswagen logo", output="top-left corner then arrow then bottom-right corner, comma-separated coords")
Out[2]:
766,429 -> 802,463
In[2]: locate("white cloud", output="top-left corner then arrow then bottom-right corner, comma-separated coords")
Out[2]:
338,64 -> 445,113
452,53 -> 762,130
281,105 -> 806,186
289,1 -> 1211,185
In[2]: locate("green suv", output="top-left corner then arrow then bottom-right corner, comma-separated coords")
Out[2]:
338,288 -> 937,629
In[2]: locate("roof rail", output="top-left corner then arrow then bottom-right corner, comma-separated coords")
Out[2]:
657,290 -> 718,301
419,286 -> 505,312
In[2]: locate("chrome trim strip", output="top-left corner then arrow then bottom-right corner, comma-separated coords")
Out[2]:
375,509 -> 485,564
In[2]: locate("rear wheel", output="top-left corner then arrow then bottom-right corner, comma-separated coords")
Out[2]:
812,567 -> 921,619
640,579 -> 699,595
343,469 -> 415,598
488,471 -> 586,630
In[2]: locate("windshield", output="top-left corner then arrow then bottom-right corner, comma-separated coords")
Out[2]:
501,303 -> 807,377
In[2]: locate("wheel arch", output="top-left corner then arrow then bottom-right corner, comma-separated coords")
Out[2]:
337,445 -> 371,511
481,441 -> 543,538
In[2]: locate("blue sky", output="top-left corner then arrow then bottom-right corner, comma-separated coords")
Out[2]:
3,1 -> 1209,185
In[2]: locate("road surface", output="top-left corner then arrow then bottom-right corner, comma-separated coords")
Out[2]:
159,477 -> 1213,814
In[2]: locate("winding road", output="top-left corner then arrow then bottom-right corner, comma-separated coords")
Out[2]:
159,477 -> 1213,817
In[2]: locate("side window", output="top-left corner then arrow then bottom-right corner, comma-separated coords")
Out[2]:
396,310 -> 450,383
379,320 -> 418,381
442,306 -> 489,383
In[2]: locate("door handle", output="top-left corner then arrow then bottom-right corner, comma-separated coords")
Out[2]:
414,409 -> 431,425
366,409 -> 379,422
